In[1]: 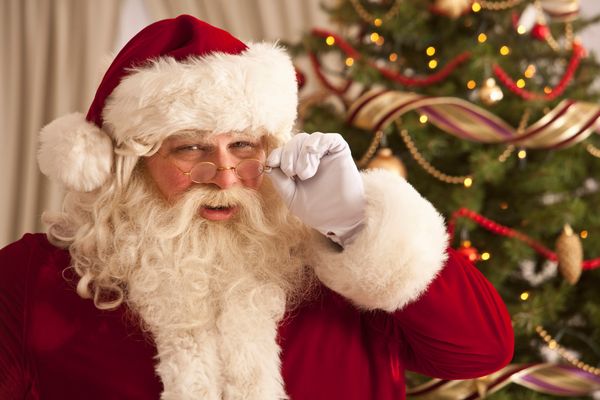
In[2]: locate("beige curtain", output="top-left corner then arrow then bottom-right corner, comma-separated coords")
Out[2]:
0,0 -> 332,247
0,0 -> 121,247
143,0 -> 331,42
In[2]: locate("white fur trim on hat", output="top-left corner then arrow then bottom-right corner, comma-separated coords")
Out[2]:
311,169 -> 448,312
38,112 -> 113,192
102,43 -> 297,147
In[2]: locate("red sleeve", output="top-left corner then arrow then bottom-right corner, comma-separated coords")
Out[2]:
0,235 -> 39,399
392,248 -> 514,379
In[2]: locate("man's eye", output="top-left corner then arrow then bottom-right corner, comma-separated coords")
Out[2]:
173,144 -> 206,153
230,141 -> 256,149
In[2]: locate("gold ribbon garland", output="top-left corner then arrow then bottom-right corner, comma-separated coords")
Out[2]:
348,89 -> 600,149
407,363 -> 600,399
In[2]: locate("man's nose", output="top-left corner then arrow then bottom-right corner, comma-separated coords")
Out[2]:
207,150 -> 240,189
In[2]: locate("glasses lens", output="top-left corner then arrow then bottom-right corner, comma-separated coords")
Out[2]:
189,162 -> 217,183
236,159 -> 264,180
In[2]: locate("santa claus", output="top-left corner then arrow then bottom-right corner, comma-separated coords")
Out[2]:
0,15 -> 513,400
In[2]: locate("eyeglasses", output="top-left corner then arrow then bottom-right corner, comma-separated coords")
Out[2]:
174,159 -> 272,183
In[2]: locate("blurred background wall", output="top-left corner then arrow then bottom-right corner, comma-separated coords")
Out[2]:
1,0 -> 599,247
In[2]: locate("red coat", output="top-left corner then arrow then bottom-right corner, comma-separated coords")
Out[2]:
0,233 -> 513,399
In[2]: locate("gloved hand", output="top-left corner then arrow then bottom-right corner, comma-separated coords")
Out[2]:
266,132 -> 365,247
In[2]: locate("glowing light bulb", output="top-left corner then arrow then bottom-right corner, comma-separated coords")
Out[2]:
518,149 -> 527,159
481,252 -> 490,260
370,32 -> 380,43
520,291 -> 530,301
516,79 -> 526,88
389,53 -> 398,62
419,115 -> 428,124
345,57 -> 354,67
478,33 -> 487,43
374,18 -> 382,27
467,80 -> 477,89
426,46 -> 436,56
326,36 -> 335,46
428,59 -> 438,69
500,46 -> 510,55
463,177 -> 473,187
472,2 -> 482,12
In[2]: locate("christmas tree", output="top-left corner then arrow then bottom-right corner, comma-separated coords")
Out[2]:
292,0 -> 600,398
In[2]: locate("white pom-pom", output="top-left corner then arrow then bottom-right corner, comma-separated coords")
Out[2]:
38,112 -> 113,192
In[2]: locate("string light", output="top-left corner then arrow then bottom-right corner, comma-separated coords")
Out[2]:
345,57 -> 354,67
389,53 -> 398,62
500,45 -> 510,55
426,46 -> 436,56
376,36 -> 385,46
428,59 -> 438,69
524,65 -> 536,78
472,2 -> 482,12
518,149 -> 527,159
478,33 -> 488,43
520,291 -> 530,301
325,36 -> 335,46
370,32 -> 380,43
463,177 -> 473,187
517,25 -> 527,34
462,240 -> 472,247
467,80 -> 477,89
419,115 -> 429,124
544,86 -> 552,94
580,230 -> 588,239
374,18 -> 382,27
481,252 -> 491,260
516,79 -> 526,88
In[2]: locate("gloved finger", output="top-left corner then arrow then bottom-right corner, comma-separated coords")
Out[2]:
279,133 -> 309,177
266,147 -> 283,168
265,167 -> 297,208
296,133 -> 350,180
296,134 -> 325,180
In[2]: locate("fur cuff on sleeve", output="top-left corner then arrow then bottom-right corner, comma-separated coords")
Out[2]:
311,169 -> 448,312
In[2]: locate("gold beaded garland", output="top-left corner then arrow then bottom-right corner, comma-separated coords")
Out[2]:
586,143 -> 600,158
397,125 -> 472,185
477,0 -> 524,11
349,0 -> 403,25
536,325 -> 600,376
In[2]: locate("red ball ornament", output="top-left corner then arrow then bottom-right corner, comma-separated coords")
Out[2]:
531,23 -> 550,41
295,67 -> 306,91
457,242 -> 480,262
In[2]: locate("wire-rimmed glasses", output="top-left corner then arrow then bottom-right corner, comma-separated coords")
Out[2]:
170,158 -> 272,183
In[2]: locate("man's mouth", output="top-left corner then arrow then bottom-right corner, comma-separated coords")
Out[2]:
199,204 -> 238,221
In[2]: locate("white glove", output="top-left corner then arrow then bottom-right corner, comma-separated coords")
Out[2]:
266,132 -> 365,247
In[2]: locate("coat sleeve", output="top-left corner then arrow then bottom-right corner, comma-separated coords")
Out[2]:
391,248 -> 514,378
0,235 -> 38,398
309,169 -> 513,377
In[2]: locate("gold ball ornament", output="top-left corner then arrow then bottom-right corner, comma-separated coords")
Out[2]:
366,148 -> 407,177
433,0 -> 472,19
479,78 -> 504,105
555,224 -> 583,284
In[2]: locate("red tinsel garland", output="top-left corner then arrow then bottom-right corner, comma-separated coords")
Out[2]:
448,207 -> 600,270
309,28 -> 472,88
493,42 -> 584,101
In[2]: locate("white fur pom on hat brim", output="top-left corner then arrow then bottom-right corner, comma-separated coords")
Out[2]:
38,112 -> 113,192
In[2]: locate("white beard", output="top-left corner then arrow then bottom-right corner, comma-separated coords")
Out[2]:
121,182 -> 313,400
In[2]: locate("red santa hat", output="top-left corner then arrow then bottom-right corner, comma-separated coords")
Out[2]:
37,15 -> 298,192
